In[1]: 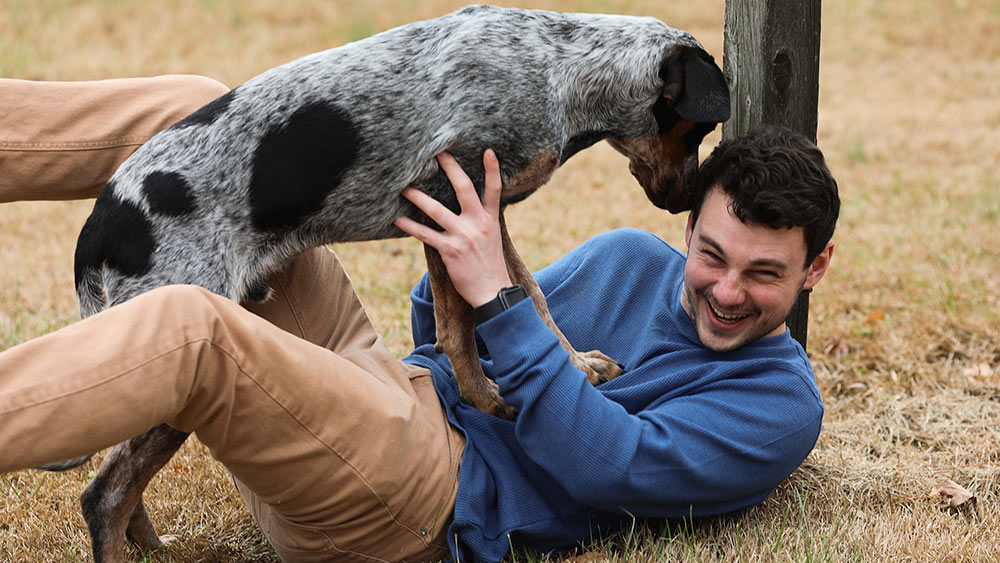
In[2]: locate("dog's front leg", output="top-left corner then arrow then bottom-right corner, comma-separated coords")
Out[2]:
424,244 -> 517,419
498,215 -> 625,386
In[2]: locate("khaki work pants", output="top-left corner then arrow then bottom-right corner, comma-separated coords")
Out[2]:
0,76 -> 463,562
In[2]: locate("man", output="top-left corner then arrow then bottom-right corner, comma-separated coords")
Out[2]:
0,77 -> 838,562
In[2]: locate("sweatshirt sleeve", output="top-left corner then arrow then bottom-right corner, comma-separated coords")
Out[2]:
408,272 -> 437,350
475,301 -> 824,517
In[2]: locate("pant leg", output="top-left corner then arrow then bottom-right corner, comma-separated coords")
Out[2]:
240,246 -> 465,561
0,75 -> 229,202
0,280 -> 462,562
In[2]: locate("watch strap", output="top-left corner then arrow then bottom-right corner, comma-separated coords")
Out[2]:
473,285 -> 528,325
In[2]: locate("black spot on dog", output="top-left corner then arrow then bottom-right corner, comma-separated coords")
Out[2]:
173,89 -> 235,129
75,182 -> 156,289
142,171 -> 197,217
249,100 -> 360,231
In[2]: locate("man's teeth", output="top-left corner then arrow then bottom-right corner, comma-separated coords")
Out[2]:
711,304 -> 747,322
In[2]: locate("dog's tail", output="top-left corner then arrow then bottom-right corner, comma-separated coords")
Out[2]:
37,455 -> 93,472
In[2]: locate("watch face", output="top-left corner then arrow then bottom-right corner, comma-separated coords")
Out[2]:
499,285 -> 527,308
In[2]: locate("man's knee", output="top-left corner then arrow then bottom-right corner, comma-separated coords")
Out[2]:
138,285 -> 230,327
145,283 -> 217,302
157,74 -> 230,120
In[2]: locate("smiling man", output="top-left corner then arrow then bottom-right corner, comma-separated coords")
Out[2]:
681,128 -> 837,352
395,124 -> 841,560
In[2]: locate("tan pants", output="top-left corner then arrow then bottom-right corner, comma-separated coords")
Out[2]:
0,76 -> 462,562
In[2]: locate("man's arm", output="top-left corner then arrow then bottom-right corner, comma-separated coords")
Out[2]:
476,303 -> 823,516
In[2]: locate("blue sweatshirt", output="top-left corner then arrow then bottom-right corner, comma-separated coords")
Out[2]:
403,229 -> 823,562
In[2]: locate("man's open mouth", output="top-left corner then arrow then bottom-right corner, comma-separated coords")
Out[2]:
708,301 -> 751,325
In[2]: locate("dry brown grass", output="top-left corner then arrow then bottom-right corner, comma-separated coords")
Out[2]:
2,0 -> 999,561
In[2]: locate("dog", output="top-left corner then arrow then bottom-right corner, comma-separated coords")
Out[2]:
45,4 -> 730,561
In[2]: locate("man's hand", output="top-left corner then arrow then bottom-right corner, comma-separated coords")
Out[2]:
394,149 -> 513,308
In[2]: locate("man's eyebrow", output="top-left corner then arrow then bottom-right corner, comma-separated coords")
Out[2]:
698,233 -> 790,271
699,234 -> 725,256
748,257 -> 790,272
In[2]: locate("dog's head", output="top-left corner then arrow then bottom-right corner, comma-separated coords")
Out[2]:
607,45 -> 731,213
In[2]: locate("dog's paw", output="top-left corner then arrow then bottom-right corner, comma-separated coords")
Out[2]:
481,377 -> 518,420
571,350 -> 626,386
491,399 -> 518,421
461,377 -> 518,420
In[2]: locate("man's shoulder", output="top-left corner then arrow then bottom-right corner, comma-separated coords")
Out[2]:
740,332 -> 823,404
534,228 -> 687,308
539,228 -> 686,287
583,228 -> 685,262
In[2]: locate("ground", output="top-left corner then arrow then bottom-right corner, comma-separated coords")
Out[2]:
1,0 -> 998,560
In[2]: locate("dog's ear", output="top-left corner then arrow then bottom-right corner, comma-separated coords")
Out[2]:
661,46 -> 731,123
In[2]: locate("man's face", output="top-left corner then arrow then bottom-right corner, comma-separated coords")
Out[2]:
682,188 -> 833,353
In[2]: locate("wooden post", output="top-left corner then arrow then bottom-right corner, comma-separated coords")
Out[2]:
722,0 -> 822,349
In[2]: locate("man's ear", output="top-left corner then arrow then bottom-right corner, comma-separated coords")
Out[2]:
660,46 -> 731,123
802,240 -> 835,291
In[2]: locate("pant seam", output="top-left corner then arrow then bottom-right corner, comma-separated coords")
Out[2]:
0,138 -> 149,151
269,271 -> 309,341
0,337 -> 213,416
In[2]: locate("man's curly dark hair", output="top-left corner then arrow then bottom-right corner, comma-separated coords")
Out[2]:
690,125 -> 840,266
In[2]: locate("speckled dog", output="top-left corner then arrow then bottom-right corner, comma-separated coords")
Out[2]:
53,4 -> 730,561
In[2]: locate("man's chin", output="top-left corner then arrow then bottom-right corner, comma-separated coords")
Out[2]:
697,316 -> 789,352
696,327 -> 750,353
696,305 -> 756,352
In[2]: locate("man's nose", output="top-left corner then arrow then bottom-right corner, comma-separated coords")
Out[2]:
713,271 -> 746,306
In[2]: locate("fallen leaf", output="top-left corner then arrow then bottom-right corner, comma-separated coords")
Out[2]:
933,479 -> 977,511
865,307 -> 886,325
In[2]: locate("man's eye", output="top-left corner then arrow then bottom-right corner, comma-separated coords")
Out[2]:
755,270 -> 779,278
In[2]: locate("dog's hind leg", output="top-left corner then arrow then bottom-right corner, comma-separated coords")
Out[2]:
81,424 -> 188,563
498,215 -> 625,386
126,497 -> 179,553
424,244 -> 517,420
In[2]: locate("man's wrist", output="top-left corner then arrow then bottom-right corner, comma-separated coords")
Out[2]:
473,285 -> 528,325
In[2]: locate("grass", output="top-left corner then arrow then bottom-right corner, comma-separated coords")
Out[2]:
2,0 -> 1000,561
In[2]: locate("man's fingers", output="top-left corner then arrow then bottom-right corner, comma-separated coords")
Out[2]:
481,148 -> 502,215
399,186 -> 457,230
393,215 -> 444,247
401,149 -> 503,238
436,151 -> 486,214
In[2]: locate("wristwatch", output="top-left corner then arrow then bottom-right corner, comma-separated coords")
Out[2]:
473,285 -> 528,325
